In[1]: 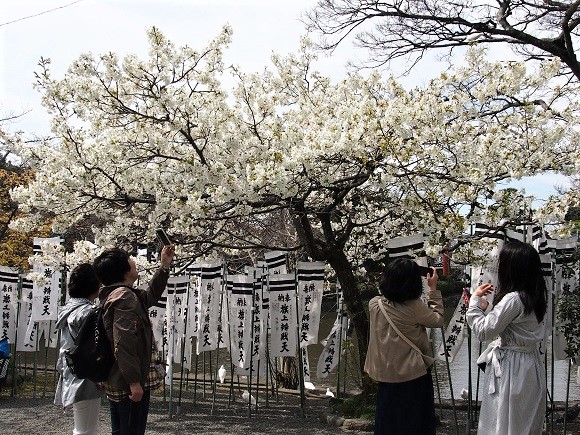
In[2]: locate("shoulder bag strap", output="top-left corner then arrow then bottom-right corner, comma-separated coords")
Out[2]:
378,298 -> 423,355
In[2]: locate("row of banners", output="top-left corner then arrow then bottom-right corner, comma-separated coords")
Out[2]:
437,223 -> 579,363
0,227 -> 579,383
0,241 -> 349,381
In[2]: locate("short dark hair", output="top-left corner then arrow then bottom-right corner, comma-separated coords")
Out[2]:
379,258 -> 423,303
93,248 -> 131,286
68,263 -> 100,298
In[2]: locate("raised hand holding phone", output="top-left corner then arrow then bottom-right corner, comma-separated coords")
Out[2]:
155,228 -> 171,246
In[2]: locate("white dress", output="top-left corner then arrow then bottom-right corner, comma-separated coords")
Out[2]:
467,292 -> 546,435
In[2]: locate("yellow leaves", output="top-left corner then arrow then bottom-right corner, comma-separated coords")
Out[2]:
0,168 -> 53,269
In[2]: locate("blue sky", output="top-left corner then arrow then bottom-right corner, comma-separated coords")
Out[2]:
1,0 -> 571,201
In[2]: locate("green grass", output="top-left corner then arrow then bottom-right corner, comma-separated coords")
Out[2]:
331,391 -> 377,421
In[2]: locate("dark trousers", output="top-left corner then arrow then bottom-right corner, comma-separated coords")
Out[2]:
109,389 -> 151,435
374,371 -> 436,435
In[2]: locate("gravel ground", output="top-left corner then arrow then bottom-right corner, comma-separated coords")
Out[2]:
1,387 -> 579,434
0,388 -> 362,435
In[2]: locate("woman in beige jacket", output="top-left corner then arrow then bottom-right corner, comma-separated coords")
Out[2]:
364,258 -> 443,435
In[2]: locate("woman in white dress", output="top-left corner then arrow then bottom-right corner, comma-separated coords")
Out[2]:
467,241 -> 547,435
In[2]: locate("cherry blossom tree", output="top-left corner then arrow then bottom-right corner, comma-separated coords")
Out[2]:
10,28 -> 579,387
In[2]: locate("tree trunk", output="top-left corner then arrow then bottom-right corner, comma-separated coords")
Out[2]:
326,249 -> 374,394
290,206 -> 374,393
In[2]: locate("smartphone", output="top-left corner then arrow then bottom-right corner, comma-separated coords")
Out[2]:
155,228 -> 171,246
418,265 -> 433,277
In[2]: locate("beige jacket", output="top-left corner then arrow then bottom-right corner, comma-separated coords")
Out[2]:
364,290 -> 444,383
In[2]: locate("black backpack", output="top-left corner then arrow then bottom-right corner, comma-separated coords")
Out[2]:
64,295 -> 115,383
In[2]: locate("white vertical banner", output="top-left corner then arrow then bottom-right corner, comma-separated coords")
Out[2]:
553,262 -> 569,360
386,233 -> 425,258
539,253 -> 554,338
186,270 -> 202,344
469,262 -> 499,308
236,271 -> 268,378
252,265 -> 269,359
196,263 -> 222,354
436,286 -> 470,362
296,262 -> 325,347
17,279 -> 37,352
162,276 -> 189,384
31,237 -> 62,322
505,224 -> 542,244
469,227 -> 504,306
301,346 -> 312,383
217,297 -> 229,350
553,238 -> 579,360
437,236 -> 502,362
415,256 -> 431,295
268,273 -> 297,357
218,277 -> 229,351
37,320 -> 59,348
536,230 -> 562,359
316,312 -> 348,378
166,276 -> 190,364
149,296 -> 167,354
227,275 -> 254,369
264,251 -> 287,275
0,266 -> 19,342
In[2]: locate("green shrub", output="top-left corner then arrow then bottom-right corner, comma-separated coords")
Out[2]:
331,390 -> 377,420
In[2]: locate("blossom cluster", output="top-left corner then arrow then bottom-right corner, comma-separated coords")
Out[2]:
9,29 -> 579,268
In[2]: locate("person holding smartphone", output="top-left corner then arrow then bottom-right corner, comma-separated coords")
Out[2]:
467,241 -> 547,434
364,258 -> 443,435
93,244 -> 174,435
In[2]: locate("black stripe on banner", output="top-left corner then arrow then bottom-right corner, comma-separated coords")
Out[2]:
531,226 -> 543,241
235,282 -> 254,290
474,223 -> 494,233
269,285 -> 296,292
22,280 -> 33,289
0,273 -> 19,283
537,240 -> 549,254
200,264 -> 222,272
186,267 -> 203,276
541,262 -> 552,276
268,275 -> 296,286
227,281 -> 254,291
267,259 -> 286,269
265,252 -> 285,261
201,272 -> 222,280
152,298 -> 167,309
297,268 -> 325,276
388,241 -> 424,255
556,256 -> 577,264
231,288 -> 254,295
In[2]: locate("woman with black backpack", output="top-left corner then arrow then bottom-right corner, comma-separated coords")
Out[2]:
55,263 -> 103,435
